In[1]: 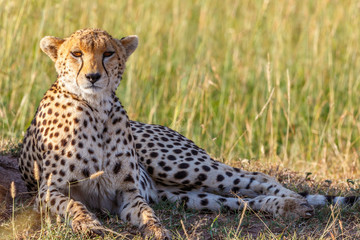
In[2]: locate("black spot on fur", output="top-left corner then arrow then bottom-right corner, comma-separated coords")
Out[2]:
325,195 -> 335,203
82,168 -> 90,178
150,152 -> 158,158
167,155 -> 176,161
197,173 -> 207,181
124,174 -> 135,183
174,171 -> 188,179
113,162 -> 122,174
202,165 -> 210,172
344,196 -> 358,205
147,166 -> 154,174
178,163 -> 190,169
216,175 -> 224,182
245,177 -> 255,189
69,164 -> 75,172
200,199 -> 209,206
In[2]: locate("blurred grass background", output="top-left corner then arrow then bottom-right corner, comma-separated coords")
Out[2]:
1,0 -> 360,180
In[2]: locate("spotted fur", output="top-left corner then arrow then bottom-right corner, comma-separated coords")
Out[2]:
18,28 -> 356,239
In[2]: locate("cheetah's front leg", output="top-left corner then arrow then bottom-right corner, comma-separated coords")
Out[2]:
37,184 -> 103,236
117,190 -> 171,239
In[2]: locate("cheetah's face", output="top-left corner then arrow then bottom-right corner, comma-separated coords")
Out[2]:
40,28 -> 138,97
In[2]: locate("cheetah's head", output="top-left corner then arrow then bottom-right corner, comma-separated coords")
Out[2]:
40,28 -> 138,101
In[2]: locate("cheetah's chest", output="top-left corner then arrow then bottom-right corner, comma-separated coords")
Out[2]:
61,106 -> 139,211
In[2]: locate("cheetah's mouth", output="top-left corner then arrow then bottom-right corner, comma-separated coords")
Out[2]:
84,85 -> 102,91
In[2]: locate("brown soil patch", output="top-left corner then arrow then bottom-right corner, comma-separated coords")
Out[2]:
0,155 -> 30,223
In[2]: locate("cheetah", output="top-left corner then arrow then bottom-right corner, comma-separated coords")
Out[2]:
18,28 -> 357,239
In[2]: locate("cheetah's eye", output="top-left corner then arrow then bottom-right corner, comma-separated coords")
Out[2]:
103,52 -> 115,58
71,51 -> 83,57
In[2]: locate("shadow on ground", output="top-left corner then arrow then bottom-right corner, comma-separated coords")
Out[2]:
0,155 -> 30,223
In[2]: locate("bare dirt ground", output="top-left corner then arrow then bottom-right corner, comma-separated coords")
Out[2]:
0,155 -> 29,223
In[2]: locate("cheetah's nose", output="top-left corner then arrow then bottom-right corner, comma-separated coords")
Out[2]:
85,73 -> 101,84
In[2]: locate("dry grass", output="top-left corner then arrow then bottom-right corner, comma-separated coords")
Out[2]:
0,164 -> 359,239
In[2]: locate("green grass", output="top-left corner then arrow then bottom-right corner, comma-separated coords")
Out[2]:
1,0 -> 360,179
1,0 -> 360,238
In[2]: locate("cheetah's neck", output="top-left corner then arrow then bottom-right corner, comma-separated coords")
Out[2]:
52,80 -> 115,123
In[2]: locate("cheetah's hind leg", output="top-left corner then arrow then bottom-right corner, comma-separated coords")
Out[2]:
156,187 -> 314,219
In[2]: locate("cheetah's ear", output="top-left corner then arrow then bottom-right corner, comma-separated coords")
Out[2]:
118,35 -> 138,59
40,36 -> 65,62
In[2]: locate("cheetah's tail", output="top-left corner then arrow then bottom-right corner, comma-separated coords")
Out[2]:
300,192 -> 359,206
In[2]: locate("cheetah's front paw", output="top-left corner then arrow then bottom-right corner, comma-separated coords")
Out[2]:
141,222 -> 171,240
71,214 -> 104,237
